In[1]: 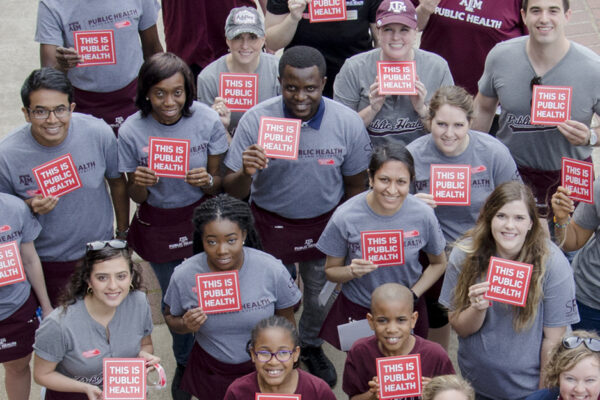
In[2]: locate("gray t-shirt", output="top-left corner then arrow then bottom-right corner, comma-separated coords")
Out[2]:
0,113 -> 120,261
440,241 -> 579,400
407,130 -> 521,242
35,0 -> 160,92
164,247 -> 302,364
224,96 -> 372,219
333,48 -> 454,146
478,36 -> 600,170
118,102 -> 229,209
571,176 -> 600,310
34,291 -> 153,386
0,193 -> 42,320
317,191 -> 446,308
197,53 -> 281,135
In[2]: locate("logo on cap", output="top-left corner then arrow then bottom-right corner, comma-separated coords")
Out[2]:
388,1 -> 407,13
234,10 -> 257,25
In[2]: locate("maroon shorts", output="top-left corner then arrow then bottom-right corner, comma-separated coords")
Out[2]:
44,389 -> 89,400
181,342 -> 254,399
73,79 -> 137,136
128,198 -> 207,264
319,291 -> 429,350
41,259 -> 82,307
0,291 -> 39,363
251,203 -> 334,265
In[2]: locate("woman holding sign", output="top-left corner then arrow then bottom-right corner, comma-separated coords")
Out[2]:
118,51 -> 228,394
33,240 -> 158,400
197,6 -> 280,138
163,194 -> 301,400
333,0 -> 453,147
316,143 -> 447,349
439,181 -> 579,400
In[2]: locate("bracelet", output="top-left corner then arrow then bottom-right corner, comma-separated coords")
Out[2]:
553,216 -> 570,229
115,228 -> 129,238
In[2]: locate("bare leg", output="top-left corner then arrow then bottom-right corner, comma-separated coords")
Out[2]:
3,353 -> 32,400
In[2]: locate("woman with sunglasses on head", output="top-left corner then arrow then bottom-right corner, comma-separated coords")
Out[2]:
163,194 -> 301,400
526,330 -> 600,400
440,181 -> 579,400
224,315 -> 336,399
32,240 -> 158,400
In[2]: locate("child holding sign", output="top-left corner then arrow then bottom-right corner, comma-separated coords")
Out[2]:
440,182 -> 579,400
0,193 -> 52,400
224,315 -> 336,399
343,284 -> 454,400
33,241 -> 158,400
333,0 -> 453,146
163,195 -> 301,400
317,144 -> 447,348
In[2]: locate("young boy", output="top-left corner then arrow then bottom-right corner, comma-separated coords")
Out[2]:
343,283 -> 455,399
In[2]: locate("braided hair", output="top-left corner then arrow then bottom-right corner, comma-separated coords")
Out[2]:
192,194 -> 263,254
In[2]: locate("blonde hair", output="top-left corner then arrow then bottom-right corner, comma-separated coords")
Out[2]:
543,330 -> 600,388
425,86 -> 474,132
422,375 -> 475,400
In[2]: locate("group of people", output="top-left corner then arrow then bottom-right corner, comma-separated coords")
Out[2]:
1,0 -> 600,399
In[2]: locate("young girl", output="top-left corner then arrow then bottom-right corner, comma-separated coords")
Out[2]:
317,143 -> 447,348
224,315 -> 336,399
163,194 -> 302,400
440,181 -> 579,400
422,375 -> 475,400
33,241 -> 158,400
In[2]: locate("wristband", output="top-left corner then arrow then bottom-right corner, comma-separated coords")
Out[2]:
202,174 -> 214,188
553,215 -> 570,229
409,288 -> 419,307
147,363 -> 167,390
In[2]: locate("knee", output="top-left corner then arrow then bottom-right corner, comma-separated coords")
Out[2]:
3,353 -> 32,374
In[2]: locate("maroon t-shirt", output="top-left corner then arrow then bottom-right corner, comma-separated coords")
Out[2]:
343,335 -> 455,398
413,0 -> 526,95
224,369 -> 337,400
161,0 -> 256,68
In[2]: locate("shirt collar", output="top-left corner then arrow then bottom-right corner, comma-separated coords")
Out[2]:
282,98 -> 325,130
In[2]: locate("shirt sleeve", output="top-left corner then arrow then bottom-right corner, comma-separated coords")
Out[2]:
197,68 -> 219,106
117,125 -> 143,173
100,123 -> 121,179
34,316 -> 67,363
207,117 -> 229,156
274,262 -> 302,309
139,0 -> 161,31
572,178 -> 600,231
439,247 -> 465,310
491,141 -> 521,185
316,214 -> 349,258
342,344 -> 370,397
140,293 -> 154,337
333,60 -> 363,111
224,112 -> 258,172
164,270 -> 186,316
477,45 -> 500,98
422,209 -> 446,256
340,117 -> 371,177
35,1 -> 65,46
19,200 -> 42,243
541,245 -> 580,327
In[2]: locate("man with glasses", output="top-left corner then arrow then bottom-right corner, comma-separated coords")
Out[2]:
472,0 -> 600,216
0,68 -> 129,306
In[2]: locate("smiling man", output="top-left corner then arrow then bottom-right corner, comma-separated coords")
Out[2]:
224,46 -> 371,386
0,68 -> 129,306
472,0 -> 600,216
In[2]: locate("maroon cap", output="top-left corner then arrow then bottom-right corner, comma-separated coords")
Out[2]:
376,0 -> 418,29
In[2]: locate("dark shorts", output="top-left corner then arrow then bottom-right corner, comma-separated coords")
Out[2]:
45,388 -> 89,400
0,291 -> 39,363
420,251 -> 449,329
41,259 -> 82,307
319,291 -> 429,350
181,342 -> 254,399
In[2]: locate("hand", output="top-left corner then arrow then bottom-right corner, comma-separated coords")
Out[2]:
410,79 -> 428,117
288,0 -> 308,21
414,192 -> 437,208
212,97 -> 231,129
419,0 -> 441,13
185,167 -> 212,188
551,186 -> 575,221
422,376 -> 432,388
557,120 -> 592,146
138,350 -> 161,373
132,166 -> 158,187
84,384 -> 103,400
41,305 -> 54,319
468,281 -> 491,311
368,79 -> 386,113
349,259 -> 378,279
182,307 -> 207,331
242,144 -> 268,176
30,195 -> 59,214
55,47 -> 83,71
367,376 -> 380,399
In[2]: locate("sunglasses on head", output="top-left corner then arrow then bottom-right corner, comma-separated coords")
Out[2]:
86,239 -> 128,252
562,336 -> 600,352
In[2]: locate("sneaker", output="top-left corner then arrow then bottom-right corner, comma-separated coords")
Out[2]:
171,363 -> 191,400
300,345 -> 337,387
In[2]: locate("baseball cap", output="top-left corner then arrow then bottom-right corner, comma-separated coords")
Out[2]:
376,0 -> 418,29
225,7 -> 265,40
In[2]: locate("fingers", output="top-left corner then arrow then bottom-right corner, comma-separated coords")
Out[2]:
183,307 -> 207,331
414,193 -> 437,208
468,282 -> 491,311
56,47 -> 82,69
242,144 -> 268,175
31,195 -> 59,214
212,98 -> 231,117
133,166 -> 158,187
350,259 -> 378,278
551,186 -> 575,217
557,120 -> 591,146
185,168 -> 211,187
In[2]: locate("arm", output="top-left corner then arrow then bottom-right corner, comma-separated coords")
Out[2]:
138,334 -> 160,366
275,306 -> 297,327
410,251 -> 446,297
447,281 -> 490,338
343,171 -> 368,199
34,355 -> 102,399
163,305 -> 206,335
20,241 -> 53,316
264,0 -> 307,52
138,25 -> 163,60
415,0 -> 441,31
324,255 -> 377,283
24,195 -> 59,215
185,153 -> 224,196
40,44 -> 81,73
539,326 -> 566,388
107,175 -> 130,235
350,376 -> 379,400
358,80 -> 386,127
551,186 -> 594,251
223,144 -> 268,199
472,92 -> 499,133
125,170 -> 155,204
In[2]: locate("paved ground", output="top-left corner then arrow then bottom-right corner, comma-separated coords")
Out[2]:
1,0 -> 599,399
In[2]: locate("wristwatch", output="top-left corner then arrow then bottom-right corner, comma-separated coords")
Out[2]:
588,130 -> 598,146
203,174 -> 214,188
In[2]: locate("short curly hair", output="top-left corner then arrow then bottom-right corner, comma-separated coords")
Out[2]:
422,375 -> 475,400
543,330 -> 600,388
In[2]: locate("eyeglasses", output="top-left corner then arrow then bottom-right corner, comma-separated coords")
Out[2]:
562,336 -> 600,352
86,240 -> 128,252
253,350 -> 295,363
28,106 -> 70,120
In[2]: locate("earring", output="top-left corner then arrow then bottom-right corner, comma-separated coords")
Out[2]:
130,283 -> 134,290
145,97 -> 149,101
87,286 -> 93,295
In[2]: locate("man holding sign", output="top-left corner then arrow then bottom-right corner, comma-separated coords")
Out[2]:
473,0 -> 600,216
0,68 -> 129,306
224,46 -> 371,386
